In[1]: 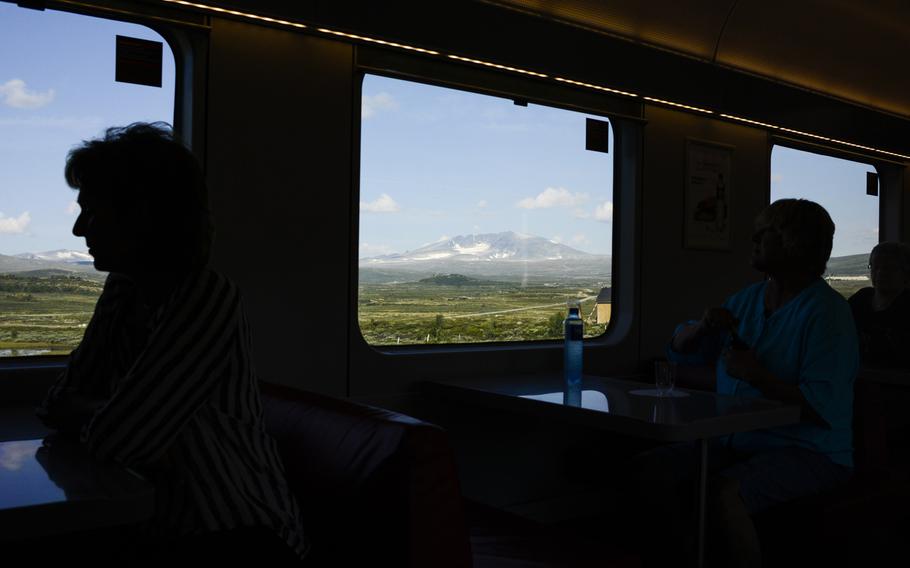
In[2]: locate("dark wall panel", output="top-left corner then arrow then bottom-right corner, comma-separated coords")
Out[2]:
638,105 -> 770,358
206,18 -> 354,396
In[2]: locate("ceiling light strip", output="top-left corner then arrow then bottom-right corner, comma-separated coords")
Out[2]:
643,96 -> 713,114
318,29 -> 439,55
719,113 -> 777,129
721,114 -> 910,160
553,77 -> 638,98
447,55 -> 548,78
162,1 -> 909,161
161,0 -> 307,28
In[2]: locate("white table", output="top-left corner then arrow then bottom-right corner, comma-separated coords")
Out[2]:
0,436 -> 155,542
423,374 -> 801,568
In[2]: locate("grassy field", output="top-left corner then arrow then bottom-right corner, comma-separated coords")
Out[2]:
826,277 -> 871,300
0,274 -> 103,357
358,276 -> 872,346
358,279 -> 610,345
0,272 -> 872,356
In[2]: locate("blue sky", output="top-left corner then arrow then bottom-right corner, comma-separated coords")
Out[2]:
771,146 -> 878,257
0,4 -> 175,256
360,75 -> 879,259
359,74 -> 615,257
0,4 -> 879,260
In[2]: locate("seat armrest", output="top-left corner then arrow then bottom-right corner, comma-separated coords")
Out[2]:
260,382 -> 471,568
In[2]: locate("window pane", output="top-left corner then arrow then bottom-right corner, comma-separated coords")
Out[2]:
770,146 -> 877,298
358,74 -> 614,346
0,6 -> 176,357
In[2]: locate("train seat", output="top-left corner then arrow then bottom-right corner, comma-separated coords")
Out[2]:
752,377 -> 910,566
260,382 -> 641,567
260,381 -> 472,567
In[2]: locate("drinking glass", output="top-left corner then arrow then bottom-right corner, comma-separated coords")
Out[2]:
654,361 -> 677,396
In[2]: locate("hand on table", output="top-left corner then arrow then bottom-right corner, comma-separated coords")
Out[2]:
723,348 -> 768,386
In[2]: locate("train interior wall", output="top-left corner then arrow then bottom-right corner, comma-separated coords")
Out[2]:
201,18 -> 783,517
2,6 -> 909,523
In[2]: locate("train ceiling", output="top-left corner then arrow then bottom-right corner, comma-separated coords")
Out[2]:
485,0 -> 910,120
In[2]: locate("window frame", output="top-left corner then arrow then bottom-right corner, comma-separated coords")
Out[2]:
0,1 -> 204,366
768,136 -> 895,260
351,46 -> 643,354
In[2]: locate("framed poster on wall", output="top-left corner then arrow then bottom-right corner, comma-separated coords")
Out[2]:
684,139 -> 734,250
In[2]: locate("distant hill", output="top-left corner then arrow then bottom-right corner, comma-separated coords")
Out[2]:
418,274 -> 508,286
0,251 -> 105,280
826,254 -> 869,277
9,268 -> 103,280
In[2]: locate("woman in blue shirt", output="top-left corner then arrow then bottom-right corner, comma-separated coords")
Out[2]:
632,199 -> 858,568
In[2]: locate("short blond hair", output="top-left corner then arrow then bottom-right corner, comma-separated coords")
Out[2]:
755,199 -> 834,277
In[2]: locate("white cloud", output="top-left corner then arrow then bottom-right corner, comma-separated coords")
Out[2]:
359,242 -> 394,257
360,193 -> 400,213
65,201 -> 79,215
771,173 -> 783,183
362,92 -> 398,119
0,79 -> 55,109
0,211 -> 31,234
551,235 -> 563,244
477,200 -> 488,208
594,201 -> 614,222
517,187 -> 588,209
0,441 -> 37,471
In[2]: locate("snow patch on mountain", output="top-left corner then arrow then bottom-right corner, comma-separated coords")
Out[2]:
14,249 -> 92,263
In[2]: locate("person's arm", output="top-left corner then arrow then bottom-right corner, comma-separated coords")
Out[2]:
81,271 -> 242,468
724,349 -> 827,427
37,393 -> 108,439
671,307 -> 737,354
666,307 -> 735,391
725,302 -> 859,430
37,274 -> 123,429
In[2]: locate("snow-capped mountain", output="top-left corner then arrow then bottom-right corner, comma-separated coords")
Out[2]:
359,231 -> 611,283
13,249 -> 93,263
0,249 -> 102,278
363,231 -> 597,264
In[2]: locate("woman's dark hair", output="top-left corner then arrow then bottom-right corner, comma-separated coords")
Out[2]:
65,122 -> 213,267
755,198 -> 835,277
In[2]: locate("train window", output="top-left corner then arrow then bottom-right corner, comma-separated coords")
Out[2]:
0,5 -> 176,358
770,145 -> 878,298
358,74 -> 614,346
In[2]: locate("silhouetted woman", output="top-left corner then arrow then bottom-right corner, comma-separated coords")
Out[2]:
848,241 -> 910,369
632,199 -> 858,568
37,123 -> 307,563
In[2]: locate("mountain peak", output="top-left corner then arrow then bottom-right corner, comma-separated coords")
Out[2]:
363,231 -> 597,264
14,249 -> 92,263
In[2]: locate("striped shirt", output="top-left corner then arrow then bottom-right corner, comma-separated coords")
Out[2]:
40,268 -> 308,559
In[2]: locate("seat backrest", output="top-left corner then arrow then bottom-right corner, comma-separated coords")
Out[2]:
259,382 -> 472,568
853,377 -> 889,473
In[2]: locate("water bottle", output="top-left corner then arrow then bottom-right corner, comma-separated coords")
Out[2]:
564,299 -> 583,387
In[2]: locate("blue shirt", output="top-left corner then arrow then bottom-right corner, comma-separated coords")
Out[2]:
669,278 -> 859,467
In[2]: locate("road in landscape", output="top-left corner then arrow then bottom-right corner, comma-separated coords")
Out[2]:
446,295 -> 596,319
